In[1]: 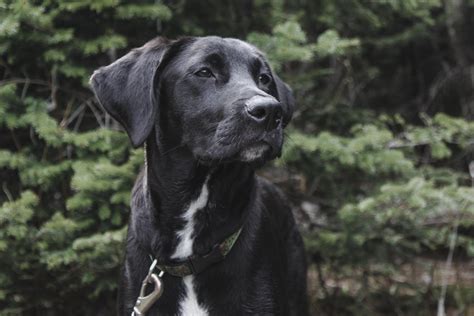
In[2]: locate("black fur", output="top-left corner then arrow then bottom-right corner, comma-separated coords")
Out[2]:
91,36 -> 308,316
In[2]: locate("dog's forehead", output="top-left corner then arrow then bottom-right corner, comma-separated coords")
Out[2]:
180,36 -> 264,65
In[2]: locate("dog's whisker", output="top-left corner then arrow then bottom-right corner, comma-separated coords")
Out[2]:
161,143 -> 186,156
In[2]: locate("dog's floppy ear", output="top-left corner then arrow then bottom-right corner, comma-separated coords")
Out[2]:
273,74 -> 295,127
90,37 -> 189,147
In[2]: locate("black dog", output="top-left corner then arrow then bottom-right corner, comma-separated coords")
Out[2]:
91,36 -> 308,316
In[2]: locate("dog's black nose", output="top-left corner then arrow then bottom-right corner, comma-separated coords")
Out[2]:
245,96 -> 283,130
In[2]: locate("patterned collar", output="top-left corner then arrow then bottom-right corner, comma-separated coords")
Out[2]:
153,227 -> 243,277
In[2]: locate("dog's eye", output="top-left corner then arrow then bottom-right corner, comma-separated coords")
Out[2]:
258,73 -> 272,85
195,68 -> 214,78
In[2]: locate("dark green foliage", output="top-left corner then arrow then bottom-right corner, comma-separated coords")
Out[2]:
1,0 -> 473,314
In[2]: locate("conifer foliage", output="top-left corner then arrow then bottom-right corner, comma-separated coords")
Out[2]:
1,0 -> 473,314
0,1 -> 169,313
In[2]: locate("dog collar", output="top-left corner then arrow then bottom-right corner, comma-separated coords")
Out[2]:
153,227 -> 242,277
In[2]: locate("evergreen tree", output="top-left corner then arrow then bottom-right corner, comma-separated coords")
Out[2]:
1,0 -> 473,314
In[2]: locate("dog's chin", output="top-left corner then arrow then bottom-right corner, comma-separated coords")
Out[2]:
237,142 -> 272,163
195,142 -> 278,167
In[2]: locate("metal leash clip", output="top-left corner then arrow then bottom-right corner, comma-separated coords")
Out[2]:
132,259 -> 164,316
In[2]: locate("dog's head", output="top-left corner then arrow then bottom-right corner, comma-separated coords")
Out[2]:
90,36 -> 294,165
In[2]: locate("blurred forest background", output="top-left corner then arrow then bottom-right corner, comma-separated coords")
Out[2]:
1,0 -> 474,315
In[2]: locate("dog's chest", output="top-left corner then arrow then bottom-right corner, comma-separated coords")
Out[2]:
177,276 -> 209,315
170,179 -> 210,315
171,177 -> 210,260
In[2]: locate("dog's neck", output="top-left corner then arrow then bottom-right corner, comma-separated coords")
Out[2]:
140,129 -> 255,262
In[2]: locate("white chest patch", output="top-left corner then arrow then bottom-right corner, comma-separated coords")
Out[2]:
171,178 -> 210,315
179,276 -> 209,316
171,177 -> 210,259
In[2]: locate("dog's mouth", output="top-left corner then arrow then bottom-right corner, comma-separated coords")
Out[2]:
193,120 -> 284,166
196,142 -> 271,164
196,136 -> 282,166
